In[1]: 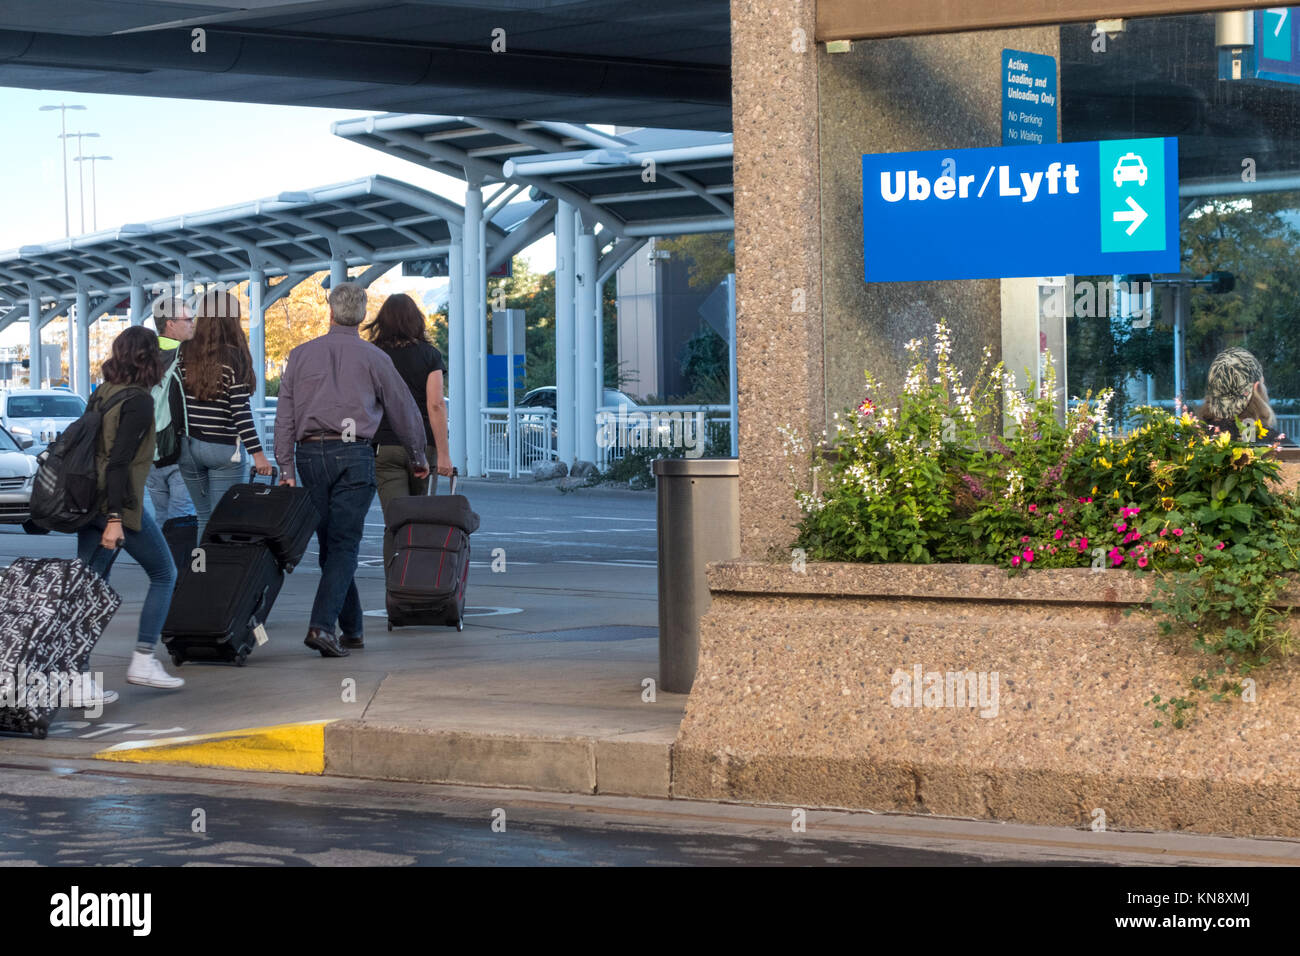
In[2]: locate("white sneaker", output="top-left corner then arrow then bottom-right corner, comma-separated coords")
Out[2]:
70,673 -> 119,707
126,652 -> 185,689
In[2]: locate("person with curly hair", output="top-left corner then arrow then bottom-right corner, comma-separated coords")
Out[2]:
177,291 -> 274,539
78,325 -> 183,692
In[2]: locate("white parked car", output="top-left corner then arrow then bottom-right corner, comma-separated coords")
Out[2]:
1,389 -> 86,450
0,424 -> 43,534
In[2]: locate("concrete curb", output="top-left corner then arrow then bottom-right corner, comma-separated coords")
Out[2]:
324,720 -> 672,797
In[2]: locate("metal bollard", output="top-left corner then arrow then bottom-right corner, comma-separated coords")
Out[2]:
653,458 -> 740,693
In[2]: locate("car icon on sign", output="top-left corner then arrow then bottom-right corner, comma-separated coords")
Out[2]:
1113,152 -> 1148,188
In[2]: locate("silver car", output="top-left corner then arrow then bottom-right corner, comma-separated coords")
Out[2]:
1,389 -> 86,450
0,425 -> 42,534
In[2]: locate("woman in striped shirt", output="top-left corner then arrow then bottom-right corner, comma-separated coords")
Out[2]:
178,291 -> 274,538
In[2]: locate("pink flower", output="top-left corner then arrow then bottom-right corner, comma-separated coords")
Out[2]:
1159,529 -> 1167,537
1173,547 -> 1180,554
1057,507 -> 1065,515
1053,529 -> 1064,540
1215,542 -> 1225,550
1138,556 -> 1149,568
1172,528 -> 1184,537
1195,553 -> 1204,564
1078,496 -> 1094,504
1028,504 -> 1037,513
1023,549 -> 1035,563
1115,522 -> 1127,533
1020,536 -> 1030,544
1109,547 -> 1124,567
1011,556 -> 1021,567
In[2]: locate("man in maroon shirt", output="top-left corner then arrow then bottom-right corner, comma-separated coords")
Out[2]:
274,282 -> 428,657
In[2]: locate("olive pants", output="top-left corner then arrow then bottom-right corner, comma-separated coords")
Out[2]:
374,443 -> 438,570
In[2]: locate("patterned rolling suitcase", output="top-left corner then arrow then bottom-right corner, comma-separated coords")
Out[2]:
385,470 -> 480,631
0,558 -> 121,737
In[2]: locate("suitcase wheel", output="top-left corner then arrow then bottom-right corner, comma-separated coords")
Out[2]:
31,720 -> 48,740
386,621 -> 393,632
235,651 -> 249,667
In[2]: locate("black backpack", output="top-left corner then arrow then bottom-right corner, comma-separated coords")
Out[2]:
29,388 -> 141,533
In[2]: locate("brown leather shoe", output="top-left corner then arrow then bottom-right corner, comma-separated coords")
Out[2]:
340,633 -> 364,650
304,627 -> 350,658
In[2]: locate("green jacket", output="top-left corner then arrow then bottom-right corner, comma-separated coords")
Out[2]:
94,382 -> 155,532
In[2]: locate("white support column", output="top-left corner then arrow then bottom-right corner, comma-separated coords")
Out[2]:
73,289 -> 90,398
448,225 -> 467,477
575,219 -> 598,465
330,258 -> 347,290
463,183 -> 484,477
555,201 -> 576,465
249,270 -> 266,410
129,283 -> 145,326
27,290 -> 41,388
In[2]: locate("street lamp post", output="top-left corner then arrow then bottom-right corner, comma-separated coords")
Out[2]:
38,103 -> 86,238
61,131 -> 100,234
73,155 -> 112,231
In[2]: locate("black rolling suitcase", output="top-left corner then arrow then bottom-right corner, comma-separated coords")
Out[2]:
161,469 -> 312,666
160,542 -> 283,666
203,467 -> 318,571
0,558 -> 121,737
385,469 -> 480,631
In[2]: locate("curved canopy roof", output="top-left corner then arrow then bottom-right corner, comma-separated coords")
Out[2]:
0,174 -> 508,306
335,115 -> 733,238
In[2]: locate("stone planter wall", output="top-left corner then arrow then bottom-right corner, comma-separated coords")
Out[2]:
673,561 -> 1300,837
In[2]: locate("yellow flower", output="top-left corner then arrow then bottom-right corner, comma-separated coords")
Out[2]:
1257,419 -> 1269,438
1180,412 -> 1194,426
1217,431 -> 1232,448
1098,457 -> 1112,469
1185,454 -> 1193,462
1112,490 -> 1120,498
1091,485 -> 1099,494
1160,497 -> 1175,510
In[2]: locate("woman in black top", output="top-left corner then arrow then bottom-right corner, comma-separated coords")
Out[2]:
362,293 -> 454,568
77,326 -> 183,694
1197,347 -> 1280,443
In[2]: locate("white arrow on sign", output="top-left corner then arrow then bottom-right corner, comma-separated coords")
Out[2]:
1114,196 -> 1148,236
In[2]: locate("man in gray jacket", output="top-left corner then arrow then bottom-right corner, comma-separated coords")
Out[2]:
275,282 -> 429,657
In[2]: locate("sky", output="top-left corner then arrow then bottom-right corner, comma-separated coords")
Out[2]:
0,86 -> 558,341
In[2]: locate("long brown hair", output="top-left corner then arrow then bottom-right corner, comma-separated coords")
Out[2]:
362,293 -> 428,350
180,291 -> 255,401
101,326 -> 164,388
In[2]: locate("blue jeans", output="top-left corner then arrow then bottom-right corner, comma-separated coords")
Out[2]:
147,463 -> 195,522
77,511 -> 177,649
180,437 -> 246,541
296,440 -> 374,637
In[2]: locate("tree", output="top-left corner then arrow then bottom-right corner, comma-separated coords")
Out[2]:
656,232 -> 734,290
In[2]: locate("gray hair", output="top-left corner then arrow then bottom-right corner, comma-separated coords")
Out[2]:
328,282 -> 367,326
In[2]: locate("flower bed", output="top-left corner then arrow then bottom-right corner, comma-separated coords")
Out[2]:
784,322 -> 1300,725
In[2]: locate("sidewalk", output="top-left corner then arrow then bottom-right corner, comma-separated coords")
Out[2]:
0,480 -> 680,796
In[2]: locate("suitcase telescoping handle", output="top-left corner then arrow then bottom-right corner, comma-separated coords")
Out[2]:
428,466 -> 458,496
248,466 -> 279,485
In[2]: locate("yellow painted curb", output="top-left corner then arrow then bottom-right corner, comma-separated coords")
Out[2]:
94,720 -> 333,774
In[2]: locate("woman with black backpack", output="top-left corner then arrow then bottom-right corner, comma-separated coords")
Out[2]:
77,326 -> 183,692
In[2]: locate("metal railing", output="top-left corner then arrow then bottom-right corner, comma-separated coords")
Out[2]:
595,404 -> 732,469
481,406 -> 557,477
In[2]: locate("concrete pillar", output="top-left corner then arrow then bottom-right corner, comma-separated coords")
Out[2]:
249,270 -> 266,410
462,183 -> 483,477
129,283 -> 145,326
27,290 -> 41,388
575,219 -> 598,464
330,258 -> 347,290
448,225 -> 467,477
73,289 -> 90,398
554,200 -> 576,465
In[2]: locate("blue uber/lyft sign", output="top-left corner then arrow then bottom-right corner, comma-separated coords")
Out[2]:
862,137 -> 1179,283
